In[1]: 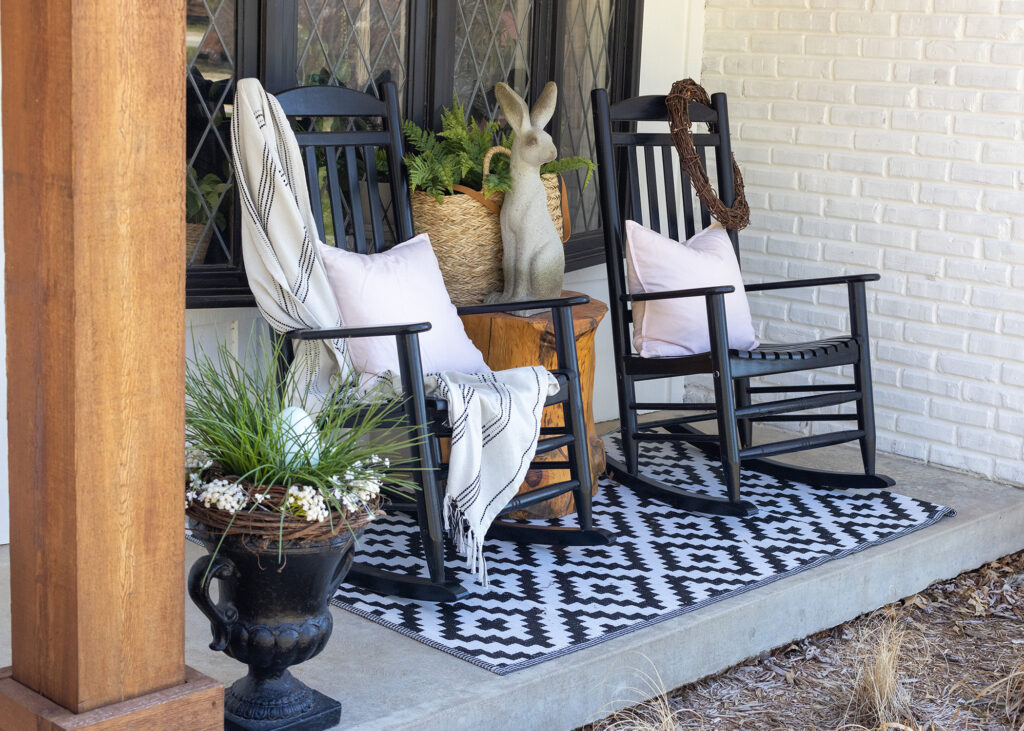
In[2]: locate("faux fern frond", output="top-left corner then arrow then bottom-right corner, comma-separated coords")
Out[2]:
482,173 -> 513,198
401,99 -> 595,198
541,156 -> 597,189
402,119 -> 438,155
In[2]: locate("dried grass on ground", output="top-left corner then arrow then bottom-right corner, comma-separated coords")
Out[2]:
589,551 -> 1024,730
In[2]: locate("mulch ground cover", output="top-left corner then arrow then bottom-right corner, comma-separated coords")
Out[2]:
590,551 -> 1024,730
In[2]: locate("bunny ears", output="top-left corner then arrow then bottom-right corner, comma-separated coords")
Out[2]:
495,81 -> 557,132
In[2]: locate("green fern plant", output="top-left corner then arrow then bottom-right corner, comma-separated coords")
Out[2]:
402,96 -> 594,204
541,155 -> 596,190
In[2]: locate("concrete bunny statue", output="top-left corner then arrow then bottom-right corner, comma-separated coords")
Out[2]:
485,81 -> 565,314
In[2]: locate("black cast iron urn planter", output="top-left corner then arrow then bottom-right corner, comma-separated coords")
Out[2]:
188,525 -> 357,731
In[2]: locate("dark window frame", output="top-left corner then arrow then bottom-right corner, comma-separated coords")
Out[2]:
186,0 -> 643,308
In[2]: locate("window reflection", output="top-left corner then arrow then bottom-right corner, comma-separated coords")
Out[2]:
453,0 -> 534,122
296,0 -> 409,105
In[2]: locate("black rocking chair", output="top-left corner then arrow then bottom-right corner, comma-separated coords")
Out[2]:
591,87 -> 894,518
269,82 -> 612,601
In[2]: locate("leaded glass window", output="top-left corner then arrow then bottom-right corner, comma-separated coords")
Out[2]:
560,0 -> 616,233
453,1 -> 534,122
184,0 -> 641,303
296,0 -> 409,102
186,0 -> 237,267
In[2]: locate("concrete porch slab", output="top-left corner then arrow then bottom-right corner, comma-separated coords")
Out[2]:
0,438 -> 1021,730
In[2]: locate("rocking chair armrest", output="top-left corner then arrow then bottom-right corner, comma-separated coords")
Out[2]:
745,273 -> 881,293
456,294 -> 590,316
285,322 -> 432,340
622,284 -> 735,303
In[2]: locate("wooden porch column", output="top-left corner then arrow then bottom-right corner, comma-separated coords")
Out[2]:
0,1 -> 222,727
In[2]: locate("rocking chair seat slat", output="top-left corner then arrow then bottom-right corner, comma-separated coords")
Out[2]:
735,336 -> 856,361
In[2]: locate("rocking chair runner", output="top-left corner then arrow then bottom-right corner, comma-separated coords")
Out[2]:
591,88 -> 894,518
245,81 -> 612,602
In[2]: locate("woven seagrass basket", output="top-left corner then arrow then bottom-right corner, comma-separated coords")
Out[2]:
411,146 -> 570,306
186,222 -> 212,265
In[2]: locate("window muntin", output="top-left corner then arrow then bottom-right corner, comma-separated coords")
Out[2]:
186,0 -> 238,268
453,1 -> 534,122
560,0 -> 616,233
297,0 -> 409,104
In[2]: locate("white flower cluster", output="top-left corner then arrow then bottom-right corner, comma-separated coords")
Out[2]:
185,448 -> 213,473
285,485 -> 329,523
190,478 -> 247,514
328,454 -> 386,513
185,448 -> 214,507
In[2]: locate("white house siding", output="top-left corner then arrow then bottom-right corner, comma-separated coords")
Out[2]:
701,0 -> 1024,484
186,308 -> 271,370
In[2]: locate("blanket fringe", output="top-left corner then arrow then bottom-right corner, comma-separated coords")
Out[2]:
445,499 -> 489,586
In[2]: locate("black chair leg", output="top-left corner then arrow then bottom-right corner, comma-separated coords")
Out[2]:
608,295 -> 758,519
620,374 -> 641,474
417,469 -> 448,584
713,374 -> 743,504
485,306 -> 615,547
707,296 -> 743,504
856,367 -> 877,477
849,280 -> 879,477
553,306 -> 595,532
734,376 -> 753,449
344,332 -> 470,602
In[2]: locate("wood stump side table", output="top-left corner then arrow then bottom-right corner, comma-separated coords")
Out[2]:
459,292 -> 608,519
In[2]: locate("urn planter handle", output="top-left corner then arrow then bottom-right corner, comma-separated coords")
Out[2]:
188,553 -> 239,652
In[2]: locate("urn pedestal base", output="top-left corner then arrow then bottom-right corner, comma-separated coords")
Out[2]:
225,682 -> 340,731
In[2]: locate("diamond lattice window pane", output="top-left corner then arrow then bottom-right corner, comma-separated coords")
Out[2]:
454,0 -> 534,121
560,0 -> 615,233
186,0 -> 237,267
296,0 -> 409,106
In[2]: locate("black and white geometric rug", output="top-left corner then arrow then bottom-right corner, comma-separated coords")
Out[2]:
332,436 -> 954,675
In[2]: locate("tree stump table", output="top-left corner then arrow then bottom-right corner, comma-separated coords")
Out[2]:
459,292 -> 608,519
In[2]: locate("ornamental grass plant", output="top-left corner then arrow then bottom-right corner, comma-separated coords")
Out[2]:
185,337 -> 420,563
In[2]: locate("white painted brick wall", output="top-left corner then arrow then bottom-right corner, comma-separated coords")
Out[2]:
703,0 -> 1024,484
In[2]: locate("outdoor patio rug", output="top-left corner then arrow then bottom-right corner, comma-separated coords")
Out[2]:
331,435 -> 954,675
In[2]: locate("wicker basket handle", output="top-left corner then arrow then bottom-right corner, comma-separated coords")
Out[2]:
447,146 -> 511,216
450,184 -> 500,214
480,145 -> 571,243
482,145 -> 512,178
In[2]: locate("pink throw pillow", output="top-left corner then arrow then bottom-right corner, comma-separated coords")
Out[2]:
319,234 -> 490,377
625,221 -> 759,358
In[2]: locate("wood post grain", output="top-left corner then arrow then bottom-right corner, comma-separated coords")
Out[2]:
1,0 -> 221,724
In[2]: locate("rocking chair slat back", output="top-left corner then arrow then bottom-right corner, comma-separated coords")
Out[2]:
363,145 -> 386,253
343,145 -> 367,253
272,84 -> 390,118
644,145 -> 660,232
274,82 -> 414,255
661,145 -> 679,242
324,146 -> 348,250
593,88 -> 739,360
303,145 -> 326,244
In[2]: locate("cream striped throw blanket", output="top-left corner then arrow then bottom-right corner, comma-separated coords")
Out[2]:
230,78 -> 556,583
